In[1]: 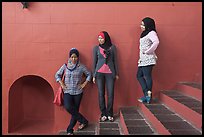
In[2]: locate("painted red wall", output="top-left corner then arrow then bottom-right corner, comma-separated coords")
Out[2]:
2,2 -> 202,134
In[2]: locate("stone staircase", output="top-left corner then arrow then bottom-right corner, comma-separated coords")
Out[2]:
119,106 -> 157,135
58,81 -> 202,135
125,81 -> 202,135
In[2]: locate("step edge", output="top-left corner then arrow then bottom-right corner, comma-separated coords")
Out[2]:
160,93 -> 202,129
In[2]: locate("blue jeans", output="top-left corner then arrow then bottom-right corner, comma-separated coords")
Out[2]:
63,93 -> 88,134
137,65 -> 154,97
96,73 -> 115,117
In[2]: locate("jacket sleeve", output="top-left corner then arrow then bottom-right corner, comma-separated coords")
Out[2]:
92,46 -> 98,78
112,45 -> 119,76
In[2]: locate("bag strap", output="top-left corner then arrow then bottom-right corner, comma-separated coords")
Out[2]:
62,63 -> 67,82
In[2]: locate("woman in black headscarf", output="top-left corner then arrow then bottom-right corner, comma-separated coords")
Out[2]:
140,17 -> 157,38
137,17 -> 160,104
55,48 -> 91,135
92,31 -> 119,122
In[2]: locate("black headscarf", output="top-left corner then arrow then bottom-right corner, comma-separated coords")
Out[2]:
67,48 -> 79,71
69,48 -> 79,58
98,31 -> 112,64
99,31 -> 112,50
140,17 -> 157,38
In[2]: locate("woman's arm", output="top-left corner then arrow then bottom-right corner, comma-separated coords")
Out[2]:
92,46 -> 98,83
144,31 -> 159,54
112,45 -> 119,79
55,64 -> 67,89
55,64 -> 66,82
80,65 -> 91,89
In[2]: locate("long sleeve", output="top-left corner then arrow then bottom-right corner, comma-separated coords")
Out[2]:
92,46 -> 98,78
112,45 -> 119,76
55,64 -> 66,82
144,31 -> 159,54
82,65 -> 92,82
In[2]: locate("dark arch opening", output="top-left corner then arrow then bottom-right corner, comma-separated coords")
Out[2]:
8,75 -> 54,134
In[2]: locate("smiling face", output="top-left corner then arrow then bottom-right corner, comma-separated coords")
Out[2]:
140,21 -> 145,31
98,35 -> 105,45
70,53 -> 78,64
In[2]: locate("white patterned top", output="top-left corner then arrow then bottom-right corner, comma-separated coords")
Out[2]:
138,31 -> 159,67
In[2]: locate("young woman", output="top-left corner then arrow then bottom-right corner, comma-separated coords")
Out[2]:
55,48 -> 91,135
137,17 -> 159,104
92,31 -> 119,122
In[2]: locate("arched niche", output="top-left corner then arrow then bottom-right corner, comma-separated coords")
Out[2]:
8,75 -> 54,134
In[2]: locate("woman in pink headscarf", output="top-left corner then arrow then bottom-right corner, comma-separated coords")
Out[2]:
92,31 -> 119,122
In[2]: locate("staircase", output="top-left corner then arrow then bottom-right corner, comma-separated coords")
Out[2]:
58,81 -> 202,135
121,81 -> 202,135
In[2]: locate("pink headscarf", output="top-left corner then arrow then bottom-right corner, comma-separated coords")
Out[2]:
98,32 -> 105,39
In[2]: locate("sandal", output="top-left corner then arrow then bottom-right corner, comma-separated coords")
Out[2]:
108,116 -> 114,122
78,123 -> 88,130
100,115 -> 107,122
67,132 -> 74,135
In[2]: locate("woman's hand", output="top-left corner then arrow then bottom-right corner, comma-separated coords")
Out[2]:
93,77 -> 96,84
116,75 -> 119,80
59,80 -> 67,90
61,83 -> 67,90
142,49 -> 146,54
79,80 -> 88,90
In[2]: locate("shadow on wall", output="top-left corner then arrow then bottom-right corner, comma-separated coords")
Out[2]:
8,75 -> 54,134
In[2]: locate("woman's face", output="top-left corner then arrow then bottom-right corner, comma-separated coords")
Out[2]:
98,35 -> 105,45
70,53 -> 78,64
140,21 -> 145,31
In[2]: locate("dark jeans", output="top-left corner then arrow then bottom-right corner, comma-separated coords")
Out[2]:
63,93 -> 88,134
96,73 -> 115,117
137,65 -> 154,97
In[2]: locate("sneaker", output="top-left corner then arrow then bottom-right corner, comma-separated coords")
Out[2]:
108,116 -> 114,122
67,132 -> 74,135
138,96 -> 146,103
100,115 -> 107,122
77,122 -> 88,130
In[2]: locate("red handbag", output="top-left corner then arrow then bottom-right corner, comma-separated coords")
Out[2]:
53,64 -> 66,106
53,86 -> 64,106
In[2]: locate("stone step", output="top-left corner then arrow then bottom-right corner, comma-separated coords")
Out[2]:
58,123 -> 97,135
58,116 -> 123,135
145,103 -> 201,135
160,90 -> 202,129
178,82 -> 202,90
74,123 -> 97,135
174,82 -> 202,101
119,106 -> 157,135
139,102 -> 202,135
98,121 -> 121,135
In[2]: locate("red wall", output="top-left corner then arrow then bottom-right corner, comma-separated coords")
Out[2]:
2,2 -> 202,134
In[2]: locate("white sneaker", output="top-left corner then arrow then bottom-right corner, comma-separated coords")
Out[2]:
108,116 -> 114,122
100,116 -> 107,122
